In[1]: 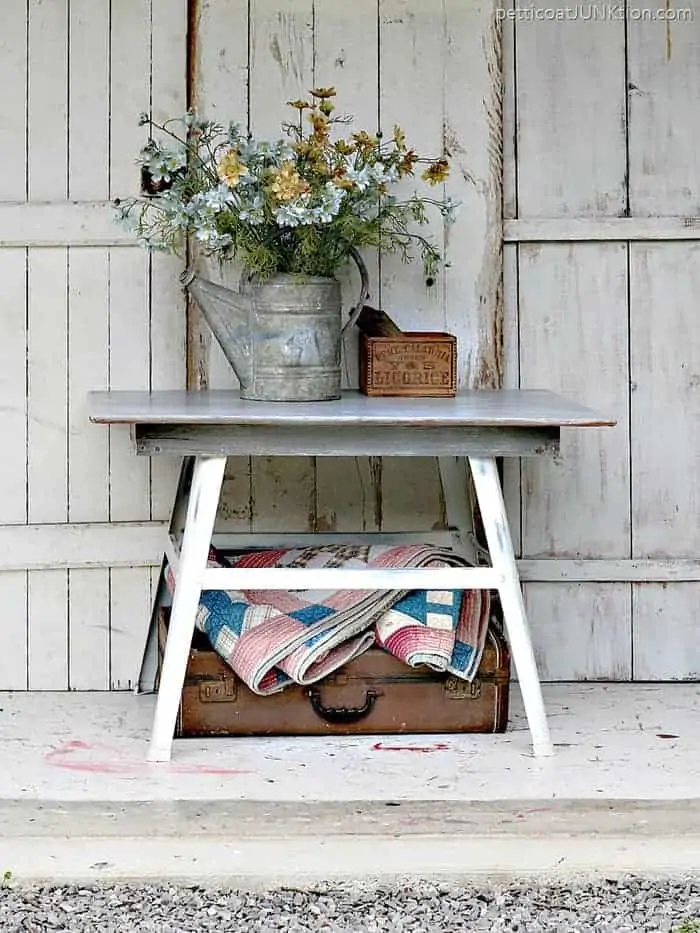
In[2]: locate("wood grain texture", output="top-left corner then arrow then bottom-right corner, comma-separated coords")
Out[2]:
313,0 -> 382,532
191,0 -> 248,392
190,0 -> 252,530
88,388 -> 610,426
28,0 -> 68,201
505,217 -> 700,243
150,0 -> 188,523
0,574 -> 28,690
28,570 -> 68,690
377,0 -> 443,528
0,250 -> 28,525
0,1 -> 27,200
247,0 -> 321,532
524,583 -> 632,681
444,0 -> 503,392
633,583 -> 700,680
515,16 -> 626,218
110,566 -> 153,690
628,15 -> 700,215
133,423 -> 560,458
631,244 -> 700,558
518,244 -> 630,557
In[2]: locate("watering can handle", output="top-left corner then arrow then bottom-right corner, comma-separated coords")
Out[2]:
341,247 -> 371,336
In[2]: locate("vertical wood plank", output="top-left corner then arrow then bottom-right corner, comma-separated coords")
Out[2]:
65,0 -> 112,690
631,243 -> 700,678
150,0 -> 188,522
444,0 -> 503,391
628,16 -> 700,215
515,15 -> 626,218
502,243 -> 521,553
0,574 -> 28,690
525,582 -> 632,682
376,0 -> 444,531
518,243 -> 632,679
67,248 -> 110,689
313,0 -> 381,532
25,0 -> 70,689
633,584 -> 700,681
28,0 -> 68,201
513,17 -> 631,681
248,0 -> 316,531
192,0 -> 253,532
110,566 -> 152,690
191,0 -> 249,392
0,0 -> 28,200
520,243 -> 630,557
27,248 -> 69,689
28,571 -> 68,690
0,250 -> 28,525
108,0 -> 154,686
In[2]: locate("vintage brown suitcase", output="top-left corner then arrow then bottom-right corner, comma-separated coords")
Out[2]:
157,609 -> 510,738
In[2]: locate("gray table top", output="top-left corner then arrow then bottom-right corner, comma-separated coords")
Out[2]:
87,389 -> 614,429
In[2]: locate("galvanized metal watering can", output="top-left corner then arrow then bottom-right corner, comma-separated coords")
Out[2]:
180,248 -> 370,402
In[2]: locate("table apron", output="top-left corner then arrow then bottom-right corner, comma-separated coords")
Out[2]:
133,424 -> 561,458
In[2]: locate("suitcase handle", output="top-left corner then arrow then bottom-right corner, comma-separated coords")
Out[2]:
307,688 -> 378,724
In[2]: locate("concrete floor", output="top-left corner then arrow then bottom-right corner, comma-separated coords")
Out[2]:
2,683 -> 700,885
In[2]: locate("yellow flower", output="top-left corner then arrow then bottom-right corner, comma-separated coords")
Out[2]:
393,124 -> 406,149
216,149 -> 249,187
270,161 -> 310,201
309,112 -> 330,140
288,98 -> 312,111
399,149 -> 419,176
351,130 -> 377,153
309,86 -> 336,99
334,139 -> 353,156
421,158 -> 450,185
319,100 -> 335,116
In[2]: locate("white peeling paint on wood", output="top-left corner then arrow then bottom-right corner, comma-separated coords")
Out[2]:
630,244 -> 700,560
505,217 -> 700,243
0,1 -> 27,200
313,0 -> 382,533
191,0 -> 252,533
633,583 -> 700,681
515,16 -> 627,218
247,0 -> 317,533
149,0 -> 188,524
376,0 -> 444,530
0,0 -> 187,692
524,582 -> 632,682
628,16 -> 700,216
518,243 -> 631,558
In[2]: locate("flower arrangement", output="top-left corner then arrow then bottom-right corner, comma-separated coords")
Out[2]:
116,87 -> 456,282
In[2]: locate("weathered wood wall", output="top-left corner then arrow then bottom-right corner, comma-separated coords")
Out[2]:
0,0 -> 502,691
503,6 -> 700,680
190,0 -> 503,537
0,0 -> 187,690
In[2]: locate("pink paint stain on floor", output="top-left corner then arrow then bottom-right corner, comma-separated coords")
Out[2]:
372,741 -> 450,753
45,740 -> 252,776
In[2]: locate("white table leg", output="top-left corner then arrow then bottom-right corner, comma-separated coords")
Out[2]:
468,456 -> 554,758
147,455 -> 226,762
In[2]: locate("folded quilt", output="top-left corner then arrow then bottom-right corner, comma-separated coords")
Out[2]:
167,544 -> 491,696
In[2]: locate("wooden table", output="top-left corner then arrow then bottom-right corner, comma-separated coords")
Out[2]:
88,389 -> 614,762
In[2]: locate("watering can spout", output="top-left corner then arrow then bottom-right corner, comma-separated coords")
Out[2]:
179,269 -> 253,387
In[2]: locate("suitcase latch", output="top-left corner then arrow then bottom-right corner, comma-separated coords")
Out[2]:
445,676 -> 481,699
198,678 -> 238,703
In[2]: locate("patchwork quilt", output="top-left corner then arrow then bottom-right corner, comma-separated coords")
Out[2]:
167,544 -> 491,696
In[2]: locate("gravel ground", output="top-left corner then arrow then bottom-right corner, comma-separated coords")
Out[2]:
1,878 -> 700,933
